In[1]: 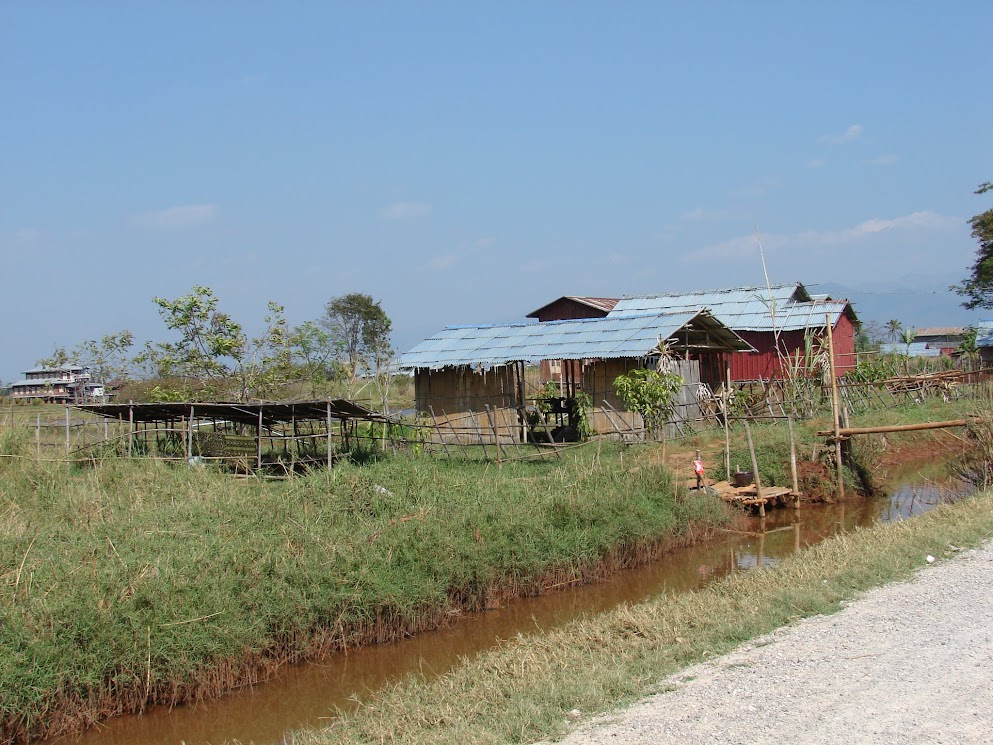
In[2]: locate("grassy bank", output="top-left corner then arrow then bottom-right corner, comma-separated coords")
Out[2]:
298,486 -> 993,745
0,443 -> 726,742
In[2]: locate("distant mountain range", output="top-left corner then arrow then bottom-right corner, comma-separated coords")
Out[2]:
811,274 -> 990,330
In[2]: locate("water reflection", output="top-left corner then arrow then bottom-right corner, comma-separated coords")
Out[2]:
52,472 -> 971,745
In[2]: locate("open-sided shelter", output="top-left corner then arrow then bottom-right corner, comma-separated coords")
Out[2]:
399,310 -> 753,441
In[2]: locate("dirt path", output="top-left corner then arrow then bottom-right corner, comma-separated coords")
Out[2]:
558,541 -> 993,744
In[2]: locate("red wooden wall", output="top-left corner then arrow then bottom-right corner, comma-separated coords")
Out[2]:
728,314 -> 857,381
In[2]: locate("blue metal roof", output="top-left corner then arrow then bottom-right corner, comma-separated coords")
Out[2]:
878,342 -> 941,358
399,310 -> 753,370
609,283 -> 855,332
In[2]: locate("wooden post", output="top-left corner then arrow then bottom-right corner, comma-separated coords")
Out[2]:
467,409 -> 488,459
256,407 -> 263,472
743,419 -> 763,514
65,404 -> 71,462
187,405 -> 194,460
326,402 -> 333,470
724,363 -> 731,481
787,416 -> 800,509
825,312 -> 844,499
128,403 -> 134,458
441,409 -> 470,459
428,406 -> 453,458
35,413 -> 41,460
484,404 -> 504,462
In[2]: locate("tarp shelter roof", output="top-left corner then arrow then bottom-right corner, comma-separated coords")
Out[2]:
525,296 -> 619,318
608,283 -> 858,332
398,310 -> 754,371
77,400 -> 387,428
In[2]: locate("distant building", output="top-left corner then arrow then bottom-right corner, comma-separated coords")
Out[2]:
913,327 -> 965,356
8,365 -> 105,403
878,342 -> 942,358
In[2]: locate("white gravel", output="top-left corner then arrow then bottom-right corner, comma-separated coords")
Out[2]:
558,541 -> 993,745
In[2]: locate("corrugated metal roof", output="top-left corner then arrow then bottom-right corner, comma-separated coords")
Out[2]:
399,311 -> 753,370
915,327 -> 965,338
22,365 -> 86,374
608,283 -> 855,332
878,342 -> 941,357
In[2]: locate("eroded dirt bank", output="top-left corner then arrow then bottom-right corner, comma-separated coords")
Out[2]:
557,540 -> 993,745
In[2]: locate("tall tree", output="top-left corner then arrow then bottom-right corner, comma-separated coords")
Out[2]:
954,182 -> 993,309
142,286 -> 291,401
885,319 -> 903,343
320,293 -> 392,387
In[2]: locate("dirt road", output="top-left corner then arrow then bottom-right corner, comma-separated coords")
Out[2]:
558,541 -> 993,744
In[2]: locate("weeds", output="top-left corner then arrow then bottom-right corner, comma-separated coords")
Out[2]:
0,445 -> 727,742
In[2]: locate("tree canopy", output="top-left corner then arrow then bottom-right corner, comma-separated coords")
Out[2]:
954,182 -> 993,309
320,293 -> 392,386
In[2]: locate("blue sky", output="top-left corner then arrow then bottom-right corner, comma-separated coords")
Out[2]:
2,2 -> 991,383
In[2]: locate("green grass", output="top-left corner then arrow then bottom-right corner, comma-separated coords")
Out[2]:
0,441 -> 727,742
295,486 -> 993,745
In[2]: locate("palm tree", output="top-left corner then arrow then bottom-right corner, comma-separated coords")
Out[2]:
885,319 -> 903,343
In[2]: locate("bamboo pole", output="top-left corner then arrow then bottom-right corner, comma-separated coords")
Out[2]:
467,409 -> 488,459
484,404 -> 504,463
441,409 -> 470,459
825,312 -> 844,500
128,404 -> 134,459
187,405 -> 194,461
326,402 -> 333,469
724,363 -> 731,480
256,408 -> 263,472
787,416 -> 799,509
428,406 -> 453,458
742,419 -> 763,516
816,419 -> 972,437
64,405 -> 70,470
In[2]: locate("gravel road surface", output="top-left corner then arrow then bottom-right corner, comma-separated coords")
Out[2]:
558,541 -> 993,745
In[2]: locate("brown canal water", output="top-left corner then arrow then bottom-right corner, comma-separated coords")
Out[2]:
50,469 -> 971,745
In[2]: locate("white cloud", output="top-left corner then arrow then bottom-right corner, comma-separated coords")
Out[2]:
382,202 -> 430,220
134,204 -> 217,228
427,254 -> 457,270
473,237 -> 495,250
869,154 -> 899,166
818,124 -> 864,144
685,210 -> 959,262
682,208 -> 706,221
806,159 -> 826,169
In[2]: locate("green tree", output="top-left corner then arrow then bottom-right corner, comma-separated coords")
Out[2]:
954,182 -> 993,309
613,368 -> 683,439
320,293 -> 393,388
959,326 -> 980,371
289,321 -> 342,398
142,286 -> 291,401
885,319 -> 903,343
77,330 -> 135,384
